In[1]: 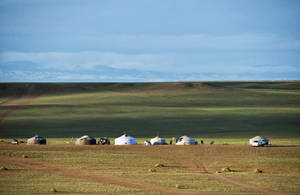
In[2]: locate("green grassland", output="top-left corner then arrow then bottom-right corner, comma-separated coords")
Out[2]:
1,82 -> 300,195
0,82 -> 300,138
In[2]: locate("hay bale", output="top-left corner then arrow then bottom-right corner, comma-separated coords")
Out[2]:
148,168 -> 156,172
0,167 -> 8,171
254,168 -> 263,173
22,154 -> 28,158
50,188 -> 57,193
155,163 -> 165,168
222,167 -> 232,172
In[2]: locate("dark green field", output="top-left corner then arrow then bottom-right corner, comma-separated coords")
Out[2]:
1,82 -> 300,138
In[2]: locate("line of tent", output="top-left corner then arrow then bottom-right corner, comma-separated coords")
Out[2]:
75,134 -> 199,145
21,134 -> 269,146
23,134 -> 199,145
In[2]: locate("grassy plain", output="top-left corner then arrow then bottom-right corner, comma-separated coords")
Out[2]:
0,82 -> 300,194
0,82 -> 300,138
0,142 -> 300,194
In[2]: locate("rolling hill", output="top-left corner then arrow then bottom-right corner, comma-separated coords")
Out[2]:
0,82 -> 300,138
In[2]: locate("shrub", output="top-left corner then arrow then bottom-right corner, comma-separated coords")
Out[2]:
50,188 -> 57,193
148,168 -> 156,172
222,167 -> 232,172
0,167 -> 8,171
254,168 -> 263,173
175,184 -> 183,189
155,163 -> 165,168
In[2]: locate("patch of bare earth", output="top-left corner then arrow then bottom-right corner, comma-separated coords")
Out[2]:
0,85 -> 38,123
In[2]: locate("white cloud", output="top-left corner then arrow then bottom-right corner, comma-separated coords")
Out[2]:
1,51 -> 299,75
95,33 -> 300,51
0,51 -> 176,71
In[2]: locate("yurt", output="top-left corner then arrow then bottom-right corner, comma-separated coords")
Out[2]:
150,136 -> 167,145
114,134 -> 137,145
176,136 -> 197,145
75,135 -> 96,145
27,135 -> 46,145
249,136 -> 269,146
98,137 -> 110,145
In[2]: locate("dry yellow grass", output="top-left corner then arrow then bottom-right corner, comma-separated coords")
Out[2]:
0,141 -> 300,194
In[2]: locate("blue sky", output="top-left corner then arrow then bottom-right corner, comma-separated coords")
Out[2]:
0,0 -> 300,82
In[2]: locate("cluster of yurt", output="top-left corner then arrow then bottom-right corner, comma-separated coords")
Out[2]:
24,134 -> 200,145
72,133 -> 199,146
21,133 -> 270,147
75,135 -> 110,145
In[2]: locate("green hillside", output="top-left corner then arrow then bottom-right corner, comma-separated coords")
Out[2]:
0,82 -> 300,138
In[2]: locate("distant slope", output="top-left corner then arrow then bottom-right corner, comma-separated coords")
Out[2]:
0,82 -> 300,138
0,82 -> 217,96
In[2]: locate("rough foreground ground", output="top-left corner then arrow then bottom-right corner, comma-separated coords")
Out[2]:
0,142 -> 300,195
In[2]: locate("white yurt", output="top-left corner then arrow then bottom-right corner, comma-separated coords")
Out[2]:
176,136 -> 197,145
27,135 -> 46,145
150,136 -> 167,145
249,136 -> 269,146
75,135 -> 96,145
114,134 -> 137,145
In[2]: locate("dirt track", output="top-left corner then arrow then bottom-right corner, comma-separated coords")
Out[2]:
0,85 -> 38,123
0,156 -> 208,195
194,162 -> 288,195
148,147 -> 291,195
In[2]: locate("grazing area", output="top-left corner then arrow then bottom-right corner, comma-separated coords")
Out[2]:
0,142 -> 300,194
0,82 -> 300,194
0,82 -> 300,138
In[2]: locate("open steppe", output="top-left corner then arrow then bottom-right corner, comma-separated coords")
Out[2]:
0,82 -> 300,194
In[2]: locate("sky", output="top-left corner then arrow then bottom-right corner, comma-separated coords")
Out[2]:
0,0 -> 300,82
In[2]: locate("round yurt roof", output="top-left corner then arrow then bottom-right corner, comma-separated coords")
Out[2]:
250,136 -> 268,141
249,136 -> 269,144
75,135 -> 96,145
78,135 -> 93,140
176,135 -> 196,145
27,135 -> 46,145
114,134 -> 137,145
150,136 -> 167,145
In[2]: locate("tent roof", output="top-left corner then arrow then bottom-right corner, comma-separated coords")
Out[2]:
78,135 -> 94,140
250,136 -> 268,140
176,135 -> 196,145
178,135 -> 194,141
115,134 -> 137,145
116,134 -> 136,140
150,136 -> 166,143
29,135 -> 45,140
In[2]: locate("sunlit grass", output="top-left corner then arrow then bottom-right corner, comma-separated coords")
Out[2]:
1,142 -> 300,194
